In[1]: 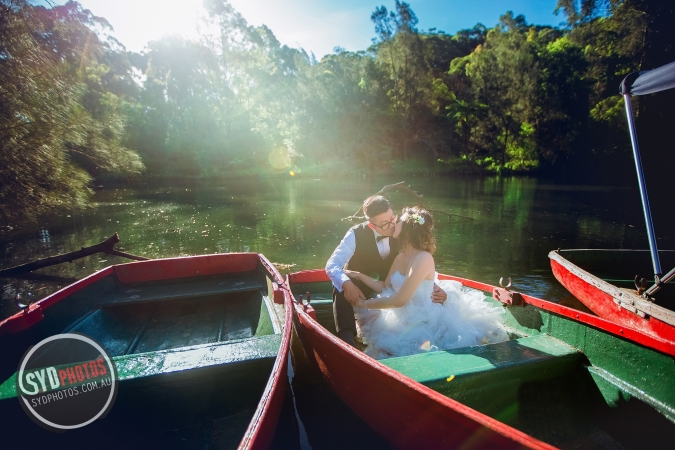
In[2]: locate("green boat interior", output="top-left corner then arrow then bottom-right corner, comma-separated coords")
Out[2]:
291,280 -> 675,449
0,264 -> 286,449
69,287 -> 276,357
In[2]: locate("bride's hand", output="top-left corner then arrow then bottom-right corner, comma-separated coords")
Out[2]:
344,269 -> 362,280
431,283 -> 447,304
355,298 -> 368,308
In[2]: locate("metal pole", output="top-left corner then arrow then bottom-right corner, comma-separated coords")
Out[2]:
623,94 -> 662,282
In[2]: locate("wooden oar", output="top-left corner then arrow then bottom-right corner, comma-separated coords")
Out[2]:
0,233 -> 148,278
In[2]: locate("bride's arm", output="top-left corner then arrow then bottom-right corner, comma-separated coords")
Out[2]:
358,253 -> 435,309
343,270 -> 386,293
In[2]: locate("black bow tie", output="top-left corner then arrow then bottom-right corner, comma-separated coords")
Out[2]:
376,235 -> 388,242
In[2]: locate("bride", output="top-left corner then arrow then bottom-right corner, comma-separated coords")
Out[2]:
346,206 -> 508,359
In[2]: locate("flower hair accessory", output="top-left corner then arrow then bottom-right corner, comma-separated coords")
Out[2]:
409,212 -> 425,225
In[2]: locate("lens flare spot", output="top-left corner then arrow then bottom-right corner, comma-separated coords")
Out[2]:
289,171 -> 295,176
369,272 -> 380,281
420,340 -> 431,351
446,375 -> 455,382
268,146 -> 292,170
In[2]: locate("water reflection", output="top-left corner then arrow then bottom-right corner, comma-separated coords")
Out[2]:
2,176 -> 672,320
39,229 -> 51,248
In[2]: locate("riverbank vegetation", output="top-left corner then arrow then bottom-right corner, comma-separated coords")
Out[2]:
1,0 -> 674,227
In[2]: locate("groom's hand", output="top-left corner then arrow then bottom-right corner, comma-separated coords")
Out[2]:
431,284 -> 447,304
343,280 -> 366,306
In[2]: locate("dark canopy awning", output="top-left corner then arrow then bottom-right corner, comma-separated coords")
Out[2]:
620,60 -> 675,96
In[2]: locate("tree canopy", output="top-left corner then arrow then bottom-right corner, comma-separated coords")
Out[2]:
1,0 -> 672,227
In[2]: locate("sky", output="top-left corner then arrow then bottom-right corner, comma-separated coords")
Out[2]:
46,0 -> 566,58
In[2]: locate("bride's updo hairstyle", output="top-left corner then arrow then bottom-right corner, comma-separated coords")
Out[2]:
398,206 -> 435,254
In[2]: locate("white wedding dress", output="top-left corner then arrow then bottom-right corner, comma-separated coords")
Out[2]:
354,271 -> 509,359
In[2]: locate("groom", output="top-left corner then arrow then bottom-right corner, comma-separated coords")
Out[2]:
326,195 -> 447,346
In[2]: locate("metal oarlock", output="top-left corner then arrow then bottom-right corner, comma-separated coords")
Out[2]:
499,277 -> 512,289
493,277 -> 523,307
14,292 -> 35,312
634,275 -> 648,295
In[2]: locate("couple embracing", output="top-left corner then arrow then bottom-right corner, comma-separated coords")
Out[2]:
326,195 -> 508,359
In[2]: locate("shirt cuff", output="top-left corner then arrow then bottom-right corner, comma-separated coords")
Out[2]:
339,273 -> 350,290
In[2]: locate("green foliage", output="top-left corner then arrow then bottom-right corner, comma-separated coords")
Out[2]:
590,96 -> 624,122
0,0 -> 143,226
505,123 -> 539,171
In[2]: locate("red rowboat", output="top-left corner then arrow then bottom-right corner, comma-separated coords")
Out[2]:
0,253 -> 292,450
289,268 -> 675,449
550,249 -> 675,344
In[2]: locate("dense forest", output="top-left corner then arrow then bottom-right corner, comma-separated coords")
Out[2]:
1,0 -> 674,227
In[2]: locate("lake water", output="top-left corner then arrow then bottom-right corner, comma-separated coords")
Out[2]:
1,175 -> 671,448
2,176 -> 665,318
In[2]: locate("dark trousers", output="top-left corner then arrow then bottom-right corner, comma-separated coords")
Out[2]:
333,281 -> 373,335
333,287 -> 355,335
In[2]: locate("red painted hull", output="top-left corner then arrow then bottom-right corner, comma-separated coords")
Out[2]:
550,251 -> 675,346
0,253 -> 291,450
289,271 -> 556,450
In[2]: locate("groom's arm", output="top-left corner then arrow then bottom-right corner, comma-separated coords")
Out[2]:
326,229 -> 366,304
325,229 -> 357,292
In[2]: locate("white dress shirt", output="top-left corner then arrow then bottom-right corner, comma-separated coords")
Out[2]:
326,226 -> 391,292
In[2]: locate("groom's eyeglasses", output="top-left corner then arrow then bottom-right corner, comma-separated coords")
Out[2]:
371,213 -> 398,231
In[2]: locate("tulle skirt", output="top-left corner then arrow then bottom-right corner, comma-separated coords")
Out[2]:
354,279 -> 508,360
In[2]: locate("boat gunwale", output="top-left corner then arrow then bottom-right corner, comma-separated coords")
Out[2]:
0,253 -> 264,335
288,271 -> 557,450
554,248 -> 675,254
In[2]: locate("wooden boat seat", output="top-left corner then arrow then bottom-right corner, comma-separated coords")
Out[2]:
0,333 -> 282,433
381,335 -> 583,416
111,333 -> 282,430
115,333 -> 282,382
0,331 -> 281,392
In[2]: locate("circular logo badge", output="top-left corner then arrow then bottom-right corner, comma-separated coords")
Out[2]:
15,333 -> 118,432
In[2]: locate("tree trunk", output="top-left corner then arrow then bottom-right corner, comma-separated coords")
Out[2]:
502,124 -> 509,167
